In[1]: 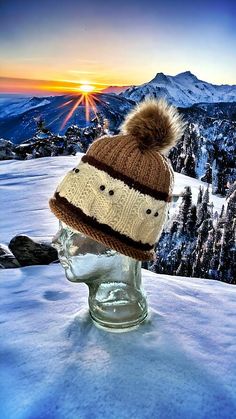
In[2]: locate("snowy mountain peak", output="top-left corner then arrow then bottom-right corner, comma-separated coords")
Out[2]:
149,72 -> 170,84
174,71 -> 199,82
173,71 -> 201,88
121,70 -> 236,107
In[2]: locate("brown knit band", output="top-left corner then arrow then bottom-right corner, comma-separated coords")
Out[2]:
49,193 -> 155,261
82,154 -> 172,202
54,192 -> 153,250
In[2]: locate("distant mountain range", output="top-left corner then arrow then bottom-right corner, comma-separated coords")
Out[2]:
102,86 -> 130,94
0,93 -> 135,144
120,71 -> 236,107
0,71 -> 236,143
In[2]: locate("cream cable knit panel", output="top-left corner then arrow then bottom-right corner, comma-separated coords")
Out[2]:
57,161 -> 172,245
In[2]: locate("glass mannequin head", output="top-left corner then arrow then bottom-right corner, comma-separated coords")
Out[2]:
51,220 -> 148,330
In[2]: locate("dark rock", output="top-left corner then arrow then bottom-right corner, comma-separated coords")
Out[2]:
9,235 -> 58,267
0,244 -> 21,268
0,138 -> 17,160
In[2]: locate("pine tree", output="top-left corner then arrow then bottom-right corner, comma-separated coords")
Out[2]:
209,212 -> 225,280
200,227 -> 215,278
188,122 -> 199,156
197,185 -> 203,205
176,255 -> 191,276
196,186 -> 211,229
178,186 -> 192,234
35,117 -> 51,137
192,218 -> 213,277
168,146 -> 179,172
186,204 -> 197,236
219,204 -> 225,218
176,151 -> 185,173
212,154 -> 229,197
181,145 -> 196,178
201,162 -> 212,183
169,220 -> 178,235
202,184 -> 210,204
217,188 -> 236,283
212,158 -> 218,195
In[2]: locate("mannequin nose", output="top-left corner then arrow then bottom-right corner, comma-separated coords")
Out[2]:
51,239 -> 60,250
51,231 -> 62,249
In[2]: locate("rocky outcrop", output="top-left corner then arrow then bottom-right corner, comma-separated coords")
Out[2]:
0,244 -> 21,268
8,235 -> 58,267
0,139 -> 17,160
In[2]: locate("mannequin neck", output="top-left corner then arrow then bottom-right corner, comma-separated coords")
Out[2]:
85,254 -> 148,330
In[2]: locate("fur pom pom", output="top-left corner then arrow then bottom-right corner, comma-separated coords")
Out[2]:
120,98 -> 186,154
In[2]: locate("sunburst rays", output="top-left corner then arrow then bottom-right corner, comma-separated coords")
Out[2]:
57,92 -> 103,131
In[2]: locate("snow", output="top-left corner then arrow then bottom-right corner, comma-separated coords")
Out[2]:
0,155 -> 224,245
0,264 -> 236,418
0,155 -> 234,418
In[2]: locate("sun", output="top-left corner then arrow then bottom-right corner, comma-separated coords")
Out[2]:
77,84 -> 95,94
57,81 -> 103,128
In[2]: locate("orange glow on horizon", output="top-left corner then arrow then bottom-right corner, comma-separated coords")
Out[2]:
38,83 -> 104,94
0,76 -> 110,129
0,76 -> 127,95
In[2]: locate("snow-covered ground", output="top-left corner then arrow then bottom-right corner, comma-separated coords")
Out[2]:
0,265 -> 235,419
0,155 -> 224,245
0,155 -> 233,418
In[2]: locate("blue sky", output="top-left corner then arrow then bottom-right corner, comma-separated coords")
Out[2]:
0,0 -> 235,93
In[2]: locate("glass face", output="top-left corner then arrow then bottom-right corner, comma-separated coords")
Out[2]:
51,220 -> 117,282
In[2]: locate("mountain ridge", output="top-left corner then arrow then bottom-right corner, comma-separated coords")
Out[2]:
120,71 -> 236,106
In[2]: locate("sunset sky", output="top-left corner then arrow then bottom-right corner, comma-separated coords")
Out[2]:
1,0 -> 235,95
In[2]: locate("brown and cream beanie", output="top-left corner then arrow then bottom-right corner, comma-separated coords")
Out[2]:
49,98 -> 184,261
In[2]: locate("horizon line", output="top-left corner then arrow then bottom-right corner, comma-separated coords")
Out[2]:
0,71 -> 236,97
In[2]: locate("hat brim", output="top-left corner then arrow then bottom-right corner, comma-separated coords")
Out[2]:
49,194 -> 155,262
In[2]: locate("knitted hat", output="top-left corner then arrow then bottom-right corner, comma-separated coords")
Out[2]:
49,98 -> 184,261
